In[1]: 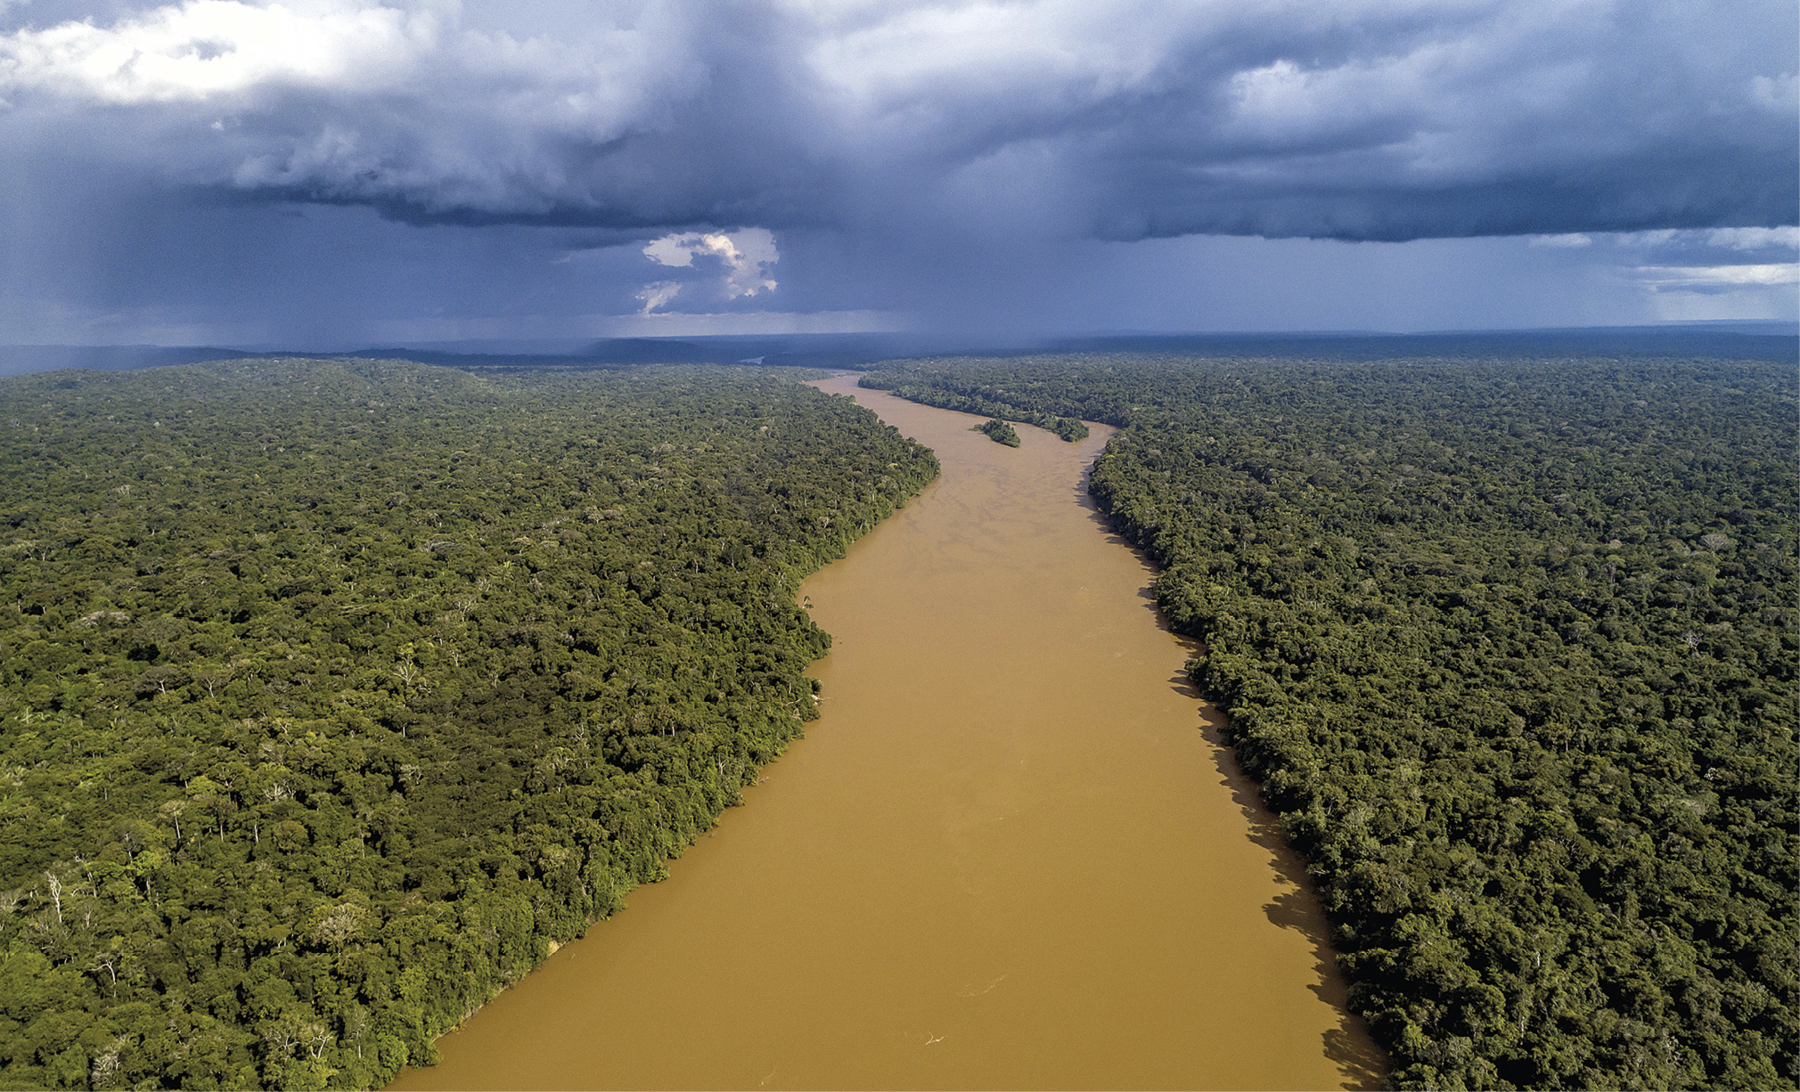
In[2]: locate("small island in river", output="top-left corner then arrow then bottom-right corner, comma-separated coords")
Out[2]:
976,417 -> 1021,446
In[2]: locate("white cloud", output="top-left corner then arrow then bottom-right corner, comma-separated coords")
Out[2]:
642,236 -> 699,268
1705,226 -> 1800,251
0,0 -> 444,103
635,280 -> 683,314
1615,227 -> 1800,253
1529,233 -> 1592,248
1750,71 -> 1798,111
1636,264 -> 1800,289
806,0 -> 1177,111
0,0 -> 702,217
641,228 -> 779,304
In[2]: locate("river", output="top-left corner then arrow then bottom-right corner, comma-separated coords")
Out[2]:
388,376 -> 1383,1090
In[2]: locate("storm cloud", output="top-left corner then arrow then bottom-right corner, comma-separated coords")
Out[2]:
0,0 -> 1793,344
3,0 -> 1793,243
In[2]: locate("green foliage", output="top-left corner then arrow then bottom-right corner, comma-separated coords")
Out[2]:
975,418 -> 1021,447
0,358 -> 937,1089
862,370 -> 1088,440
868,352 -> 1799,1090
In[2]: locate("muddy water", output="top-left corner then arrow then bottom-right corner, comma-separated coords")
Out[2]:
389,377 -> 1383,1090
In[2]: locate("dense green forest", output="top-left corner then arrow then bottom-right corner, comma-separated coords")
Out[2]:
860,376 -> 1089,442
975,418 -> 1021,447
864,353 -> 1798,1091
0,358 -> 937,1089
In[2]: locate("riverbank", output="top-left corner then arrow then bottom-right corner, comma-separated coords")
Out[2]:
390,375 -> 1381,1090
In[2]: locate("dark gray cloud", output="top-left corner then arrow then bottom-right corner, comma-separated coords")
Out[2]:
2,0 -> 1793,243
0,0 -> 1793,343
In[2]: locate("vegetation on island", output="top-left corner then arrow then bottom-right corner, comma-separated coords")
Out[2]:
0,358 -> 937,1090
863,352 -> 1798,1091
975,418 -> 1021,447
860,373 -> 1088,441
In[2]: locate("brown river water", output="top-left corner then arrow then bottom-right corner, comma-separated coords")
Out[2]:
389,376 -> 1383,1090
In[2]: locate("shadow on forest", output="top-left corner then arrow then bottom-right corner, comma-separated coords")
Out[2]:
1076,451 -> 1389,1090
1197,698 -> 1391,1091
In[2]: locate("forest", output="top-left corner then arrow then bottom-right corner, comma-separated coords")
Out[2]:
976,418 -> 1021,447
862,378 -> 1090,443
0,358 -> 938,1089
863,351 -> 1798,1091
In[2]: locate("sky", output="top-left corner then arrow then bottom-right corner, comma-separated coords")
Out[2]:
0,0 -> 1794,348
